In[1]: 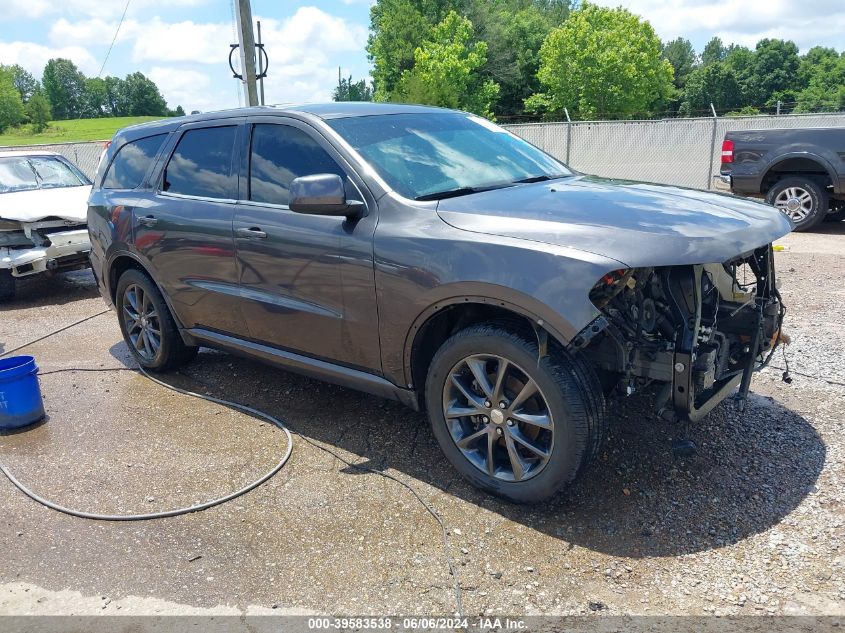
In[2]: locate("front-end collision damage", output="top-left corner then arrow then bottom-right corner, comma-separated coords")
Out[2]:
0,218 -> 90,278
573,245 -> 785,422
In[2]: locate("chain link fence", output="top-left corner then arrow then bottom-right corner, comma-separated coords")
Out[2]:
0,141 -> 107,180
506,112 -> 845,191
2,111 -> 844,191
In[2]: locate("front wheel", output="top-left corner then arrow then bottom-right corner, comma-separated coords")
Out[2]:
0,270 -> 15,302
766,177 -> 828,231
425,324 -> 606,503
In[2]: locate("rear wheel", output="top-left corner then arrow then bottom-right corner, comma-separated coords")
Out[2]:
766,177 -> 828,231
0,270 -> 15,302
425,324 -> 606,503
115,269 -> 198,371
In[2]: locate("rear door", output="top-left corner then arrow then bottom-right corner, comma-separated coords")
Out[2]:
138,119 -> 249,336
233,116 -> 381,372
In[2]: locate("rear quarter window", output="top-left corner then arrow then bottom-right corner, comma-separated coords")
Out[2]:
102,134 -> 167,190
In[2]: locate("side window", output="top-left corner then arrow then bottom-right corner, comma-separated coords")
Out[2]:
102,134 -> 167,189
249,123 -> 344,206
163,126 -> 237,199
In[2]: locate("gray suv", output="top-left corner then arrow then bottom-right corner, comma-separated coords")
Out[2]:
88,104 -> 792,503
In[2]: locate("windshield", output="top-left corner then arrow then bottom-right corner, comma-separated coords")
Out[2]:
0,156 -> 89,194
326,112 -> 572,200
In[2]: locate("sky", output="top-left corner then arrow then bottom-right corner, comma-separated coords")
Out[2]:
0,0 -> 843,114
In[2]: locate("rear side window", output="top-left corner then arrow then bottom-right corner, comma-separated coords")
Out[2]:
163,126 -> 237,199
249,124 -> 344,206
102,134 -> 166,189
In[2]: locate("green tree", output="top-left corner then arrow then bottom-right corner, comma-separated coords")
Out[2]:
26,92 -> 51,133
701,37 -> 727,66
395,11 -> 500,118
1,64 -> 39,103
367,0 -> 461,100
42,58 -> 85,120
795,51 -> 845,112
122,72 -> 168,116
679,62 -> 742,115
333,70 -> 374,101
103,76 -> 127,116
662,37 -> 697,89
0,68 -> 25,133
468,0 -> 565,117
747,38 -> 801,106
81,77 -> 109,117
527,3 -> 673,119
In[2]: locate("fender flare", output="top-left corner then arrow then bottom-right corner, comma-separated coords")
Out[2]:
761,152 -> 839,194
105,249 -> 189,336
401,293 -> 579,388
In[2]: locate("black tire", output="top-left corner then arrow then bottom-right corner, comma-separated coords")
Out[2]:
425,324 -> 606,503
0,270 -> 14,302
115,268 -> 198,371
824,205 -> 845,223
766,177 -> 828,231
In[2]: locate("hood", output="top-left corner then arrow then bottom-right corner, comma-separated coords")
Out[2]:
436,176 -> 793,267
0,185 -> 91,223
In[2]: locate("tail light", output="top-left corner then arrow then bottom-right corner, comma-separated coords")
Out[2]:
721,139 -> 734,164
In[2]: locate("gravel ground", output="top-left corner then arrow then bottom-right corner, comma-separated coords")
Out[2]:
0,223 -> 843,619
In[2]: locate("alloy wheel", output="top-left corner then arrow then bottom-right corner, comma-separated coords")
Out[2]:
122,283 -> 162,361
442,354 -> 554,482
773,186 -> 814,223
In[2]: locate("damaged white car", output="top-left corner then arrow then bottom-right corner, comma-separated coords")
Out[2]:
0,151 -> 92,301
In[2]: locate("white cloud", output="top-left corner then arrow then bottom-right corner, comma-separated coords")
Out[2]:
146,66 -> 219,111
2,0 -> 54,20
594,0 -> 845,52
0,41 -> 98,76
49,17 -> 141,47
1,0 -> 209,21
131,18 -> 233,64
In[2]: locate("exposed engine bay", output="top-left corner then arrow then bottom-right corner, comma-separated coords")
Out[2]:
577,245 -> 785,421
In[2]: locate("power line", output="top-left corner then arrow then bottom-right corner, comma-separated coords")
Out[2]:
98,0 -> 132,78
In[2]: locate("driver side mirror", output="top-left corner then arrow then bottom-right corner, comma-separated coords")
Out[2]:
289,173 -> 364,218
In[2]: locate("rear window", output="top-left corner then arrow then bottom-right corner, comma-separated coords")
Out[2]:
162,126 -> 237,199
102,134 -> 167,190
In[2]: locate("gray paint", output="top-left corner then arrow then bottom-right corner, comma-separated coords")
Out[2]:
88,104 -> 794,402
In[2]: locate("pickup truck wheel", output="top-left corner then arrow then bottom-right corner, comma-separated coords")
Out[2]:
115,269 -> 198,371
766,177 -> 828,231
824,204 -> 845,223
0,270 -> 15,302
425,324 -> 606,503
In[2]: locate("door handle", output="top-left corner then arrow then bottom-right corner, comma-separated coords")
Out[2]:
137,215 -> 158,227
236,227 -> 268,239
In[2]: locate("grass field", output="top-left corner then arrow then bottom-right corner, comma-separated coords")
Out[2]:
0,116 -> 168,146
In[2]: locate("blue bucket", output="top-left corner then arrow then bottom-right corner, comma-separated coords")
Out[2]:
0,356 -> 46,430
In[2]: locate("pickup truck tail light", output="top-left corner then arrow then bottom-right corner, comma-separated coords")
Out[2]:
721,139 -> 734,164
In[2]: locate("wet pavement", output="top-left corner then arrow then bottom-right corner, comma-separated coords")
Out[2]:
0,224 -> 843,616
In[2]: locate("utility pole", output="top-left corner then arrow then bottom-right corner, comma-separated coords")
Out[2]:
234,0 -> 259,106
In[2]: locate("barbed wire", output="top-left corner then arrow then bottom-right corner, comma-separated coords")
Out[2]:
498,100 -> 845,124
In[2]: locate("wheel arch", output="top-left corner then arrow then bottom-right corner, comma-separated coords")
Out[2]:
106,251 -> 191,341
404,296 -> 575,400
761,153 -> 837,195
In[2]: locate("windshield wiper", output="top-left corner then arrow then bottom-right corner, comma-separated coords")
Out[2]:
512,173 -> 569,184
414,182 -> 515,201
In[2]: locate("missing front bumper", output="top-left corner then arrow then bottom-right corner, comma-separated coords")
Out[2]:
1,229 -> 91,278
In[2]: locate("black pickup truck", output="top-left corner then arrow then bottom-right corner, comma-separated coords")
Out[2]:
715,127 -> 845,231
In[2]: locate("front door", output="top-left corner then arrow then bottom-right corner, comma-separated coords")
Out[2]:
233,117 -> 381,372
